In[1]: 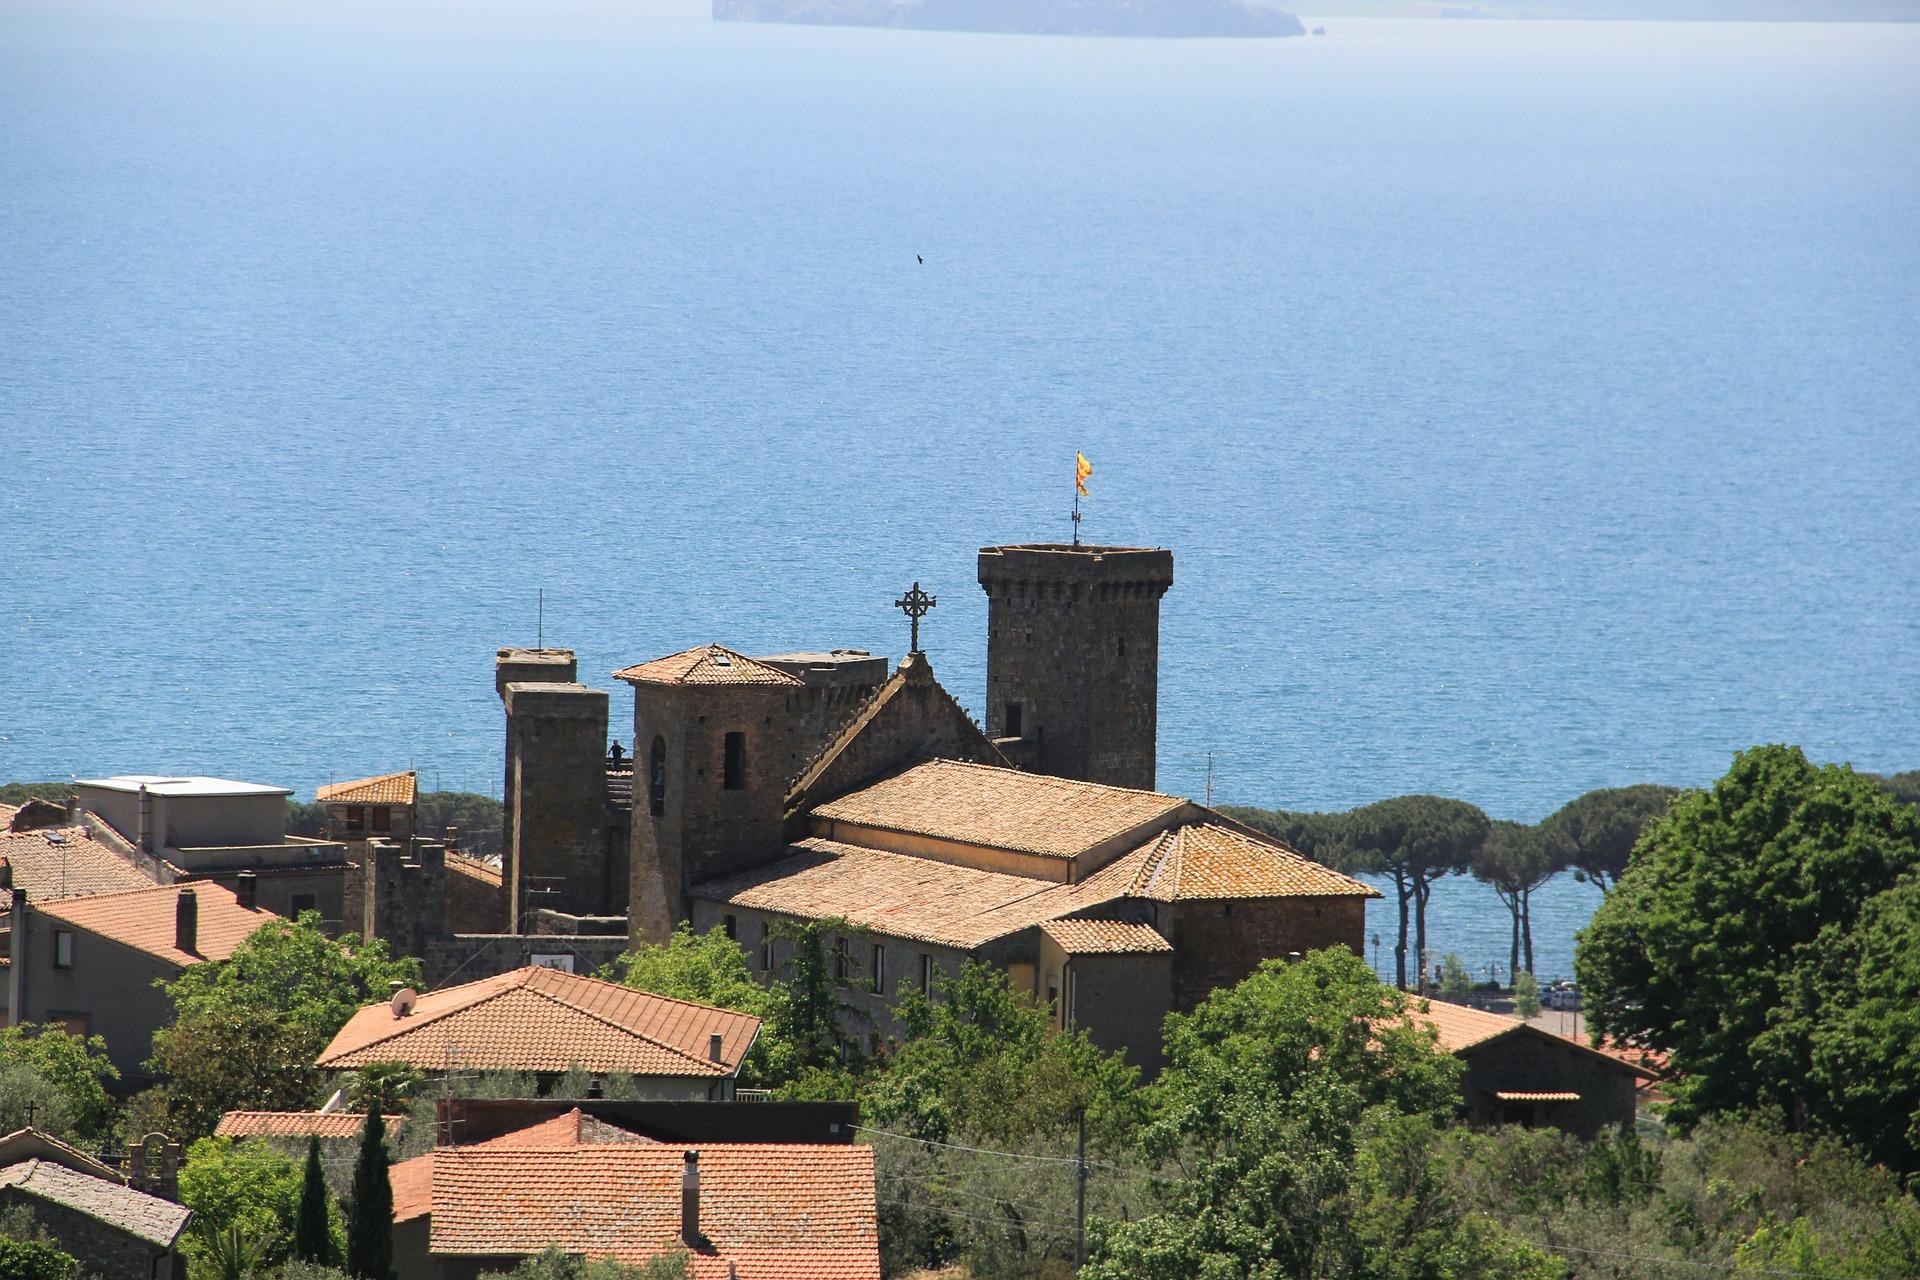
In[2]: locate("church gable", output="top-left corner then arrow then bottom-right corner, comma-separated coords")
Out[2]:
785,654 -> 1005,821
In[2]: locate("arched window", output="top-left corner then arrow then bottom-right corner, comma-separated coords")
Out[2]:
649,736 -> 667,816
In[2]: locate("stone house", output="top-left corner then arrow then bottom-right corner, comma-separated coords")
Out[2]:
5,878 -> 276,1085
0,1127 -> 190,1280
1419,999 -> 1658,1137
316,965 -> 760,1100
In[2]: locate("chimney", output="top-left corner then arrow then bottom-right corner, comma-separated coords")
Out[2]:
444,825 -> 459,851
0,858 -> 10,891
64,792 -> 78,823
235,871 -> 258,911
680,1151 -> 701,1245
175,888 -> 198,955
708,1033 -> 724,1063
137,784 -> 153,854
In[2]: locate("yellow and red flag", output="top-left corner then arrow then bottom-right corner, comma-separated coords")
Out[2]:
1075,451 -> 1093,497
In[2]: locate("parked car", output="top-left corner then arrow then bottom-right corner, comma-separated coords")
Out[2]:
1544,983 -> 1582,1011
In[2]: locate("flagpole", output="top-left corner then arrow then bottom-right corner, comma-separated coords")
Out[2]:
1072,487 -> 1081,546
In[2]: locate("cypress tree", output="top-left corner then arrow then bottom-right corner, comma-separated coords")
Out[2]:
346,1110 -> 394,1280
295,1135 -> 332,1264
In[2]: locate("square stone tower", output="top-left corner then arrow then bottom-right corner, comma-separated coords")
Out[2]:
977,543 -> 1175,791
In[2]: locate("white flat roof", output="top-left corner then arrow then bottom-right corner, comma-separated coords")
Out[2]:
76,775 -> 294,799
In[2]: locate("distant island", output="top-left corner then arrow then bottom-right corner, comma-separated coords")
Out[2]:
713,0 -> 1308,37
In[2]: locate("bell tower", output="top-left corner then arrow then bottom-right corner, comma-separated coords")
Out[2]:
977,543 -> 1174,791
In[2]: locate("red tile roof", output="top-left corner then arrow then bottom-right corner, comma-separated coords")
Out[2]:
214,1111 -> 408,1140
615,646 -> 803,688
1040,918 -> 1172,955
812,759 -> 1185,860
316,771 -> 417,806
33,881 -> 275,967
445,853 -> 501,888
1414,1000 -> 1660,1080
0,826 -> 160,902
1493,1091 -> 1582,1103
428,1143 -> 879,1279
1092,821 -> 1378,901
389,1109 -> 654,1223
317,966 -> 760,1076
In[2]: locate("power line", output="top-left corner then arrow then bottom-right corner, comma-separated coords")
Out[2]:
853,1124 -> 1080,1165
879,1198 -> 1079,1235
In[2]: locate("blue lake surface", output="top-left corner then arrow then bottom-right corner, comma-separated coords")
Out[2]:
3,1 -> 1917,982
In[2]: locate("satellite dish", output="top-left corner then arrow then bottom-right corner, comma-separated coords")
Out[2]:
391,988 -> 418,1017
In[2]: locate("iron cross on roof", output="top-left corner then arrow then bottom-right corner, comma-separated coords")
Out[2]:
894,581 -> 937,654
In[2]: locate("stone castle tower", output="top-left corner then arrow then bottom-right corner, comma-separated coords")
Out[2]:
978,543 -> 1175,791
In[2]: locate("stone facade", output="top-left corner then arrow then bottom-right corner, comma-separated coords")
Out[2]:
978,544 -> 1174,791
502,681 -> 610,926
419,932 -> 629,988
0,1192 -> 183,1280
1455,1030 -> 1643,1138
1161,896 -> 1368,1013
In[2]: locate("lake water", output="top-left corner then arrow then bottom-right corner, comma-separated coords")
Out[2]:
3,1 -> 1917,983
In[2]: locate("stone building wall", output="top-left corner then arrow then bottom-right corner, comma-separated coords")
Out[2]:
1455,1030 -> 1643,1138
419,933 -> 629,988
503,681 -> 609,926
1162,896 -> 1367,1013
0,1191 -> 179,1280
494,648 -> 578,920
978,544 -> 1173,791
444,853 -> 506,934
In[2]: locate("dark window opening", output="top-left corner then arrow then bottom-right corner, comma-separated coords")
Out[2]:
724,914 -> 738,940
870,944 -> 885,994
723,732 -> 746,790
1117,637 -> 1127,658
649,736 -> 667,816
1004,702 -> 1023,738
371,807 -> 390,833
919,953 -> 935,996
54,931 -> 73,969
834,936 -> 850,981
290,894 -> 317,918
758,924 -> 773,972
345,806 -> 365,833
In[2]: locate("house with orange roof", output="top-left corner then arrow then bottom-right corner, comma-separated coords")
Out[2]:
317,965 -> 759,1099
317,770 -> 418,844
1415,998 -> 1659,1136
387,1108 -> 878,1280
4,879 -> 276,1083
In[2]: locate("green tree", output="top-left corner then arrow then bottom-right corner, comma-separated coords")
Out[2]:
1512,971 -> 1542,1019
604,923 -> 772,1015
1576,746 -> 1920,1133
1538,783 -> 1679,895
1438,953 -> 1473,1000
1339,796 -> 1490,990
1083,950 -> 1468,1280
178,1137 -> 304,1274
151,915 -> 418,1138
0,1238 -> 79,1280
1870,769 -> 1920,809
478,1247 -> 689,1279
295,1137 -> 333,1266
1217,806 -> 1350,860
0,1024 -> 119,1140
1765,868 -> 1920,1173
345,1063 -> 424,1117
0,1064 -> 73,1140
346,1111 -> 395,1280
765,918 -> 864,1078
1471,820 -> 1562,978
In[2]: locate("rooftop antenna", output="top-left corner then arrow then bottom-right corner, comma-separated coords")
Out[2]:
537,588 -> 544,650
1205,751 -> 1214,807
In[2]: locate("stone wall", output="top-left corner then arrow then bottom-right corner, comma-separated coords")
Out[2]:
504,681 -> 610,925
494,647 -> 578,923
0,1191 -> 178,1280
444,853 -> 506,934
1060,946 -> 1173,1074
1162,896 -> 1366,1012
978,544 -> 1173,791
1456,1029 -> 1643,1138
420,932 -> 629,989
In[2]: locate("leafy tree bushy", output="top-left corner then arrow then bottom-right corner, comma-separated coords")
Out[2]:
178,1136 -> 307,1274
1576,745 -> 1920,1155
1538,783 -> 1680,895
0,1237 -> 79,1280
149,915 -> 418,1138
0,1023 -> 119,1140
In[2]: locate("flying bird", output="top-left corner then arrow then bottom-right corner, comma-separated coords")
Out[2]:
917,254 -> 924,264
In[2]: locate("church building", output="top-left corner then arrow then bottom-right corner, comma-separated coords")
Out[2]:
495,542 -> 1375,1069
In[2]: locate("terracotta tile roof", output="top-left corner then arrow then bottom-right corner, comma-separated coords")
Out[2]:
615,645 -> 803,688
316,771 -> 417,806
1493,1090 -> 1581,1103
1414,1001 -> 1660,1080
0,1159 -> 191,1247
33,881 -> 275,967
428,1143 -> 879,1279
1100,822 -> 1378,901
317,966 -> 760,1076
214,1111 -> 408,1140
0,804 -> 17,827
812,759 -> 1185,860
0,826 -> 160,902
1040,918 -> 1172,955
445,852 -> 502,888
697,839 -> 1102,950
390,1109 -> 654,1224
